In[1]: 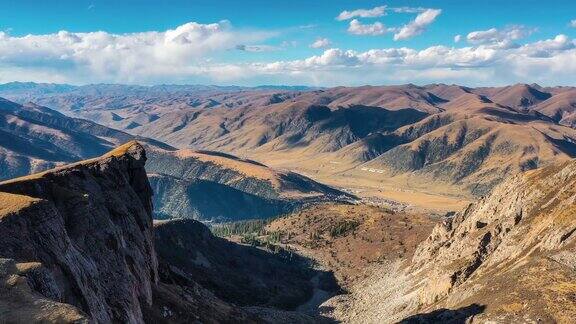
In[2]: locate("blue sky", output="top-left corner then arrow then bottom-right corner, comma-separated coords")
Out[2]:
1,0 -> 575,86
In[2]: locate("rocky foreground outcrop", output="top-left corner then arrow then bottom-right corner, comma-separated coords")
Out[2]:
411,159 -> 576,321
0,141 -> 158,323
323,159 -> 576,323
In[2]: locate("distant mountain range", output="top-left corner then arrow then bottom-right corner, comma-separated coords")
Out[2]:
0,81 -> 320,96
4,82 -> 573,197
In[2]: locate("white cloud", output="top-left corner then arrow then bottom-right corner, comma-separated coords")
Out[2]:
394,9 -> 442,40
310,38 -> 332,49
466,25 -> 534,49
348,19 -> 392,36
570,20 -> 576,28
519,34 -> 575,57
336,6 -> 387,21
0,21 -> 274,83
1,21 -> 576,87
245,34 -> 576,86
454,34 -> 462,43
391,7 -> 427,14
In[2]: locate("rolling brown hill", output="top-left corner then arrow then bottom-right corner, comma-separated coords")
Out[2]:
4,82 -> 576,201
533,88 -> 576,128
0,97 -> 172,180
356,94 -> 576,195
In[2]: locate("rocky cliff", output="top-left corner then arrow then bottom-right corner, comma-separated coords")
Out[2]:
323,159 -> 576,323
0,141 -> 158,323
409,159 -> 576,322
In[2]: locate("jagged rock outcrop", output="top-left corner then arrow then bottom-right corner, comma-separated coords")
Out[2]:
321,159 -> 576,323
412,160 -> 576,320
0,141 -> 158,323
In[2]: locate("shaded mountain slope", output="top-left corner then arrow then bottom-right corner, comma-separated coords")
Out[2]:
153,219 -> 336,310
146,147 -> 353,221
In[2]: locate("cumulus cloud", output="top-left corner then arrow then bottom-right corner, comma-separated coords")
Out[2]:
1,21 -> 576,86
466,25 -> 534,49
336,6 -> 386,21
0,21 -> 274,83
310,38 -> 332,48
245,34 -> 576,85
454,35 -> 462,43
394,9 -> 442,40
570,20 -> 576,28
519,34 -> 575,57
348,19 -> 392,36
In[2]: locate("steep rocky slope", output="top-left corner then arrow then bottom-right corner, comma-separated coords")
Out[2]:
410,159 -> 576,321
0,141 -> 157,323
146,147 -> 353,221
323,159 -> 576,323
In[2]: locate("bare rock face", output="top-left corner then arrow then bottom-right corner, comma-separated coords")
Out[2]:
0,258 -> 89,323
321,160 -> 576,323
0,141 -> 158,323
410,159 -> 576,321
